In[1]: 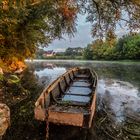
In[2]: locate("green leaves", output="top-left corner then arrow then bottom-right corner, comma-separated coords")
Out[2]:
0,0 -> 140,70
84,33 -> 140,60
86,0 -> 140,37
0,74 -> 4,81
0,74 -> 20,84
7,75 -> 20,84
0,0 -> 78,70
117,34 -> 140,59
83,44 -> 94,60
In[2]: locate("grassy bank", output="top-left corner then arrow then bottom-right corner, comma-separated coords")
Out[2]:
35,57 -> 140,63
41,55 -> 83,60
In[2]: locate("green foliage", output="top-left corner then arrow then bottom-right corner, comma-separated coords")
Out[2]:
116,34 -> 140,59
0,74 -> 20,88
83,44 -> 93,60
0,74 -> 4,81
0,0 -> 78,70
86,0 -> 140,37
0,0 -> 140,69
84,33 -> 140,60
35,48 -> 44,59
0,73 -> 28,96
42,55 -> 83,60
35,47 -> 84,59
7,75 -> 20,84
65,47 -> 83,56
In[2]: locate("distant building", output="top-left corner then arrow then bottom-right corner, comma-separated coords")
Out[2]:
43,50 -> 56,57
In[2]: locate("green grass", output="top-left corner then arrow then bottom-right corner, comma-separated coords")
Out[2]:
42,55 -> 83,60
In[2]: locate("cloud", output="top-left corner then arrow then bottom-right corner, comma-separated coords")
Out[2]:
45,14 -> 132,52
45,14 -> 93,52
46,26 -> 92,51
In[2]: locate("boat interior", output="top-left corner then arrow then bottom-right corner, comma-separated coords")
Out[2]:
47,68 -> 97,108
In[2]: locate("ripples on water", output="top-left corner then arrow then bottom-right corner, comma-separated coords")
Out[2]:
33,60 -> 140,139
33,60 -> 140,122
4,60 -> 140,140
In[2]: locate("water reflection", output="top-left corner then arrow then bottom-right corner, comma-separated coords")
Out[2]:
98,79 -> 139,122
35,67 -> 66,80
31,60 -> 140,140
35,67 -> 66,86
4,60 -> 140,140
33,61 -> 140,123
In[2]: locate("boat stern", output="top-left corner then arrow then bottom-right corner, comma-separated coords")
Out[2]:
48,110 -> 84,127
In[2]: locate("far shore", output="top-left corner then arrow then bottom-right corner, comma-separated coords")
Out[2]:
25,59 -> 140,65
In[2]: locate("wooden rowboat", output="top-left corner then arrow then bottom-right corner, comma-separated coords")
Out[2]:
34,67 -> 98,129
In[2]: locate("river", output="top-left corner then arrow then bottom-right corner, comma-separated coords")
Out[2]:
3,60 -> 140,140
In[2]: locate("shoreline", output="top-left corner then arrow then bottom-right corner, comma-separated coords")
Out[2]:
25,59 -> 140,65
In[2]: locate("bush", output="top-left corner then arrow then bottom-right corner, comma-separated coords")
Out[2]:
84,33 -> 140,60
83,44 -> 94,60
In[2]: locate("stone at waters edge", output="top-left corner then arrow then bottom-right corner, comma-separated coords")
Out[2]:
0,104 -> 10,139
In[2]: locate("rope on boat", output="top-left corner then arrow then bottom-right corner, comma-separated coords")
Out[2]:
46,109 -> 49,140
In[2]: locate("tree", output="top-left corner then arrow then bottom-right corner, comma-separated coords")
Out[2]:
86,0 -> 140,37
83,44 -> 93,60
116,33 -> 140,59
106,30 -> 117,47
84,33 -> 140,60
65,47 -> 83,56
0,0 -> 140,70
0,0 -> 78,70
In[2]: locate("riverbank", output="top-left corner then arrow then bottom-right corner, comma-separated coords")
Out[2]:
35,56 -> 140,61
27,59 -> 140,66
2,60 -> 140,140
2,69 -> 44,140
38,56 -> 83,60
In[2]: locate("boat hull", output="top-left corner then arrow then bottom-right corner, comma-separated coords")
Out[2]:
48,111 -> 84,127
34,67 -> 98,128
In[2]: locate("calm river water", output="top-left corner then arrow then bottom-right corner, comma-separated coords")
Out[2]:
4,60 -> 140,140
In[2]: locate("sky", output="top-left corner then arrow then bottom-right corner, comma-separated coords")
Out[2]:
45,14 -> 93,52
45,14 -> 129,52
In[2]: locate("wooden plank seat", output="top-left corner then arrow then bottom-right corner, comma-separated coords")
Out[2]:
75,74 -> 90,79
50,87 -> 92,107
51,94 -> 89,107
57,100 -> 89,106
61,85 -> 92,106
48,70 -> 94,106
51,95 -> 91,107
49,104 -> 89,114
48,69 -> 96,107
73,79 -> 90,83
62,94 -> 90,103
71,81 -> 91,87
65,86 -> 92,96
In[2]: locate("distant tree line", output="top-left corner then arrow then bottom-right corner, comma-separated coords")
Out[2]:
1,0 -> 140,70
36,47 -> 84,59
60,47 -> 83,56
83,33 -> 140,60
55,47 -> 84,59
